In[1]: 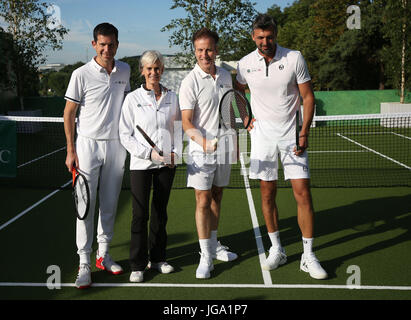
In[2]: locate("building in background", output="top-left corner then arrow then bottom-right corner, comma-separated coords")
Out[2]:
38,63 -> 65,73
161,55 -> 238,93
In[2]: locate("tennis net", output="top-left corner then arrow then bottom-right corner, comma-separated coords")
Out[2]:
1,112 -> 410,189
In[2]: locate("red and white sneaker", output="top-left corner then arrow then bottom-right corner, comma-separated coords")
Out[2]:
96,253 -> 123,275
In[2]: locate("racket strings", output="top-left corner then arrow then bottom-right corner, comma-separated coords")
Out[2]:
221,91 -> 251,130
220,93 -> 236,130
233,91 -> 251,128
73,175 -> 89,218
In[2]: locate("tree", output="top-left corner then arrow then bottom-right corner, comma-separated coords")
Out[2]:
161,0 -> 257,66
317,1 -> 387,90
0,0 -> 68,109
39,62 -> 84,96
272,0 -> 409,93
381,0 -> 410,102
47,71 -> 71,96
119,56 -> 143,91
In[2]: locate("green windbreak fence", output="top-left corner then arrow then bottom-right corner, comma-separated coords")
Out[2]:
1,89 -> 409,117
314,90 -> 411,116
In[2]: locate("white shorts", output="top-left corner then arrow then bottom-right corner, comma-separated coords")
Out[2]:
187,155 -> 231,190
249,121 -> 310,181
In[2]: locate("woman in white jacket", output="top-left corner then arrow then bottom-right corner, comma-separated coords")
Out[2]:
119,50 -> 181,283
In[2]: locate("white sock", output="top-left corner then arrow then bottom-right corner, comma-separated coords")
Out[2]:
211,230 -> 218,250
98,243 -> 109,258
199,238 -> 212,256
79,254 -> 90,266
268,231 -> 281,249
211,230 -> 218,243
302,237 -> 313,255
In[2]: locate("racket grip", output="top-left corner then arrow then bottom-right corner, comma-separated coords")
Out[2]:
72,167 -> 76,186
154,147 -> 163,157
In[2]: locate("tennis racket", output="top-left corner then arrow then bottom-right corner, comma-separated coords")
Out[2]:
214,89 -> 252,159
219,89 -> 253,131
136,125 -> 163,156
296,110 -> 301,151
72,167 -> 90,220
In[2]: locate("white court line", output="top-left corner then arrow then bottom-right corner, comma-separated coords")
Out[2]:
308,150 -> 366,153
337,133 -> 411,170
1,282 -> 411,291
18,146 -> 66,168
239,153 -> 272,286
0,180 -> 71,231
391,132 -> 411,141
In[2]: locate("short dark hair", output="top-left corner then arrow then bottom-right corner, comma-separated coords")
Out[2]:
192,27 -> 219,46
252,14 -> 277,34
93,22 -> 119,43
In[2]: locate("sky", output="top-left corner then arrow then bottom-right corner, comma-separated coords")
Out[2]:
40,0 -> 293,65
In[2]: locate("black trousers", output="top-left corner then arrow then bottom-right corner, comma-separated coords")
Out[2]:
129,166 -> 176,271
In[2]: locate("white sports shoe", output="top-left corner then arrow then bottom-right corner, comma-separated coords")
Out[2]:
96,253 -> 123,275
149,261 -> 175,274
196,252 -> 214,279
300,253 -> 328,279
262,246 -> 287,271
129,271 -> 144,283
75,263 -> 92,289
214,241 -> 238,262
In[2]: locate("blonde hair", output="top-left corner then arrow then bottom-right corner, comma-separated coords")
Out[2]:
139,50 -> 164,70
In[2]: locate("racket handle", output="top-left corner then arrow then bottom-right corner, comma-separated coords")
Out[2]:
72,167 -> 76,186
154,146 -> 163,157
211,138 -> 218,147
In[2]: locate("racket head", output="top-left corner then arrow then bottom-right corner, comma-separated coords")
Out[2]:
72,168 -> 90,221
219,89 -> 252,130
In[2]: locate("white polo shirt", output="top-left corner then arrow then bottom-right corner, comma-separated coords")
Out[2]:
236,45 -> 311,139
119,85 -> 181,170
179,63 -> 232,153
65,57 -> 131,140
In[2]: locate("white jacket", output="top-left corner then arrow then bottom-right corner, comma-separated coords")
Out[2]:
119,85 -> 182,170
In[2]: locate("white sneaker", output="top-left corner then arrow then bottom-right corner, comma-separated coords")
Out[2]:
75,263 -> 92,289
262,246 -> 287,271
96,253 -> 123,275
149,261 -> 175,274
129,271 -> 144,283
214,241 -> 238,262
196,252 -> 214,279
300,253 -> 328,279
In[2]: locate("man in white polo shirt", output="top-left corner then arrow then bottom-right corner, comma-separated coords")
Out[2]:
63,22 -> 130,288
179,27 -> 238,279
236,14 -> 327,279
